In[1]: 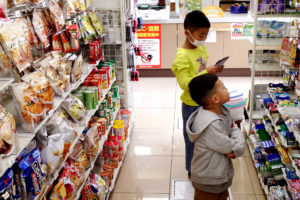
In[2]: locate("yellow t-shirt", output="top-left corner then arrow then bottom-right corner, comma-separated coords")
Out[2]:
171,46 -> 210,106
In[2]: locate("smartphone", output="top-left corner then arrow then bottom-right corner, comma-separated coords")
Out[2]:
215,56 -> 229,66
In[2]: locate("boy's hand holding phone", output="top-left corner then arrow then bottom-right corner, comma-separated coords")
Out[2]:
207,65 -> 224,74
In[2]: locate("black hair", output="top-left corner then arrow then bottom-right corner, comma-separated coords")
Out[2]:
189,74 -> 218,106
184,10 -> 210,31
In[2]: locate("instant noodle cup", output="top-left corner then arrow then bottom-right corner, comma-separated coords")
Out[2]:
111,154 -> 119,163
113,120 -> 124,125
113,123 -> 125,137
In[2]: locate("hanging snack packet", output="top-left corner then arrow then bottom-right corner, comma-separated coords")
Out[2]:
52,33 -> 63,51
78,0 -> 85,12
82,15 -> 96,36
84,126 -> 99,158
0,104 -> 16,156
22,71 -> 55,112
18,148 -> 45,200
62,0 -> 76,19
10,82 -> 44,125
89,12 -> 104,36
40,64 -> 65,96
60,31 -> 71,53
80,172 -> 108,200
67,24 -> 80,51
0,168 -> 14,200
26,16 -> 40,48
49,57 -> 70,91
61,94 -> 86,123
70,0 -> 81,13
71,53 -> 83,83
49,0 -> 65,33
59,161 -> 83,190
50,177 -> 76,200
0,44 -> 11,74
15,17 -> 35,46
32,9 -> 50,48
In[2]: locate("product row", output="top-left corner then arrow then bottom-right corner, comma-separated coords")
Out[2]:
252,0 -> 300,15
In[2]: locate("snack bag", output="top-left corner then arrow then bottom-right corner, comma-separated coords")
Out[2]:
62,0 -> 76,19
84,126 -> 99,158
32,9 -> 51,48
22,71 -> 54,112
67,24 -> 80,51
60,31 -> 71,53
10,82 -> 44,125
71,53 -> 83,83
15,17 -> 35,46
49,0 -> 65,33
60,161 -> 83,189
70,141 -> 89,172
50,177 -> 76,200
18,148 -> 45,200
0,44 -> 11,75
89,12 -> 103,36
78,0 -> 85,12
49,57 -> 70,91
82,15 -> 96,36
0,104 -> 16,156
0,168 -> 14,200
52,33 -> 63,51
61,94 -> 86,123
26,16 -> 40,48
40,64 -> 65,96
80,172 -> 108,200
41,132 -> 64,174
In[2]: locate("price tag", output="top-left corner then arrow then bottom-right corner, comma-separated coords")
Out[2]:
15,11 -> 21,17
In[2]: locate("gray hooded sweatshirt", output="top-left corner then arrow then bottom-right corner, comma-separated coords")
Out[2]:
186,106 -> 245,193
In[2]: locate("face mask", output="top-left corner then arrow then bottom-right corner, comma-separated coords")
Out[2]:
188,30 -> 205,47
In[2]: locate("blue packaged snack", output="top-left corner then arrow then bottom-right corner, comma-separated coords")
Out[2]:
18,148 -> 45,200
0,168 -> 14,200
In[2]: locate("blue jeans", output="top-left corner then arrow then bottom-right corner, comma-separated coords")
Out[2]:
182,103 -> 200,172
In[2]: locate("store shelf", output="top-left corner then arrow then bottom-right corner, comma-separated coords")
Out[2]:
106,115 -> 134,200
253,63 -> 283,72
0,78 -> 13,92
255,13 -> 300,18
248,37 -> 283,49
74,106 -> 120,200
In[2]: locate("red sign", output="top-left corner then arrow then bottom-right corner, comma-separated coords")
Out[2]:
137,24 -> 161,69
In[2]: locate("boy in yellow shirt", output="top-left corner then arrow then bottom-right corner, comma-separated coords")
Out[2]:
172,10 -> 224,179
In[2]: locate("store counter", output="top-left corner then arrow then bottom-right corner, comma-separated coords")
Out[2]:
140,12 -> 253,77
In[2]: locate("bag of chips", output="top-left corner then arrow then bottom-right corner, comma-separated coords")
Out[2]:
15,17 -> 35,46
70,141 -> 89,172
60,31 -> 71,53
10,82 -> 44,126
89,12 -> 104,36
32,9 -> 51,48
62,0 -> 76,19
22,71 -> 54,112
60,161 -> 83,189
0,168 -> 14,200
67,24 -> 80,51
18,148 -> 46,200
84,126 -> 99,158
71,53 -> 83,83
0,44 -> 11,74
80,172 -> 108,200
41,132 -> 64,174
82,15 -> 96,36
50,177 -> 76,200
52,33 -> 63,51
49,0 -> 65,33
61,94 -> 86,123
40,64 -> 65,96
26,16 -> 40,48
0,104 -> 16,156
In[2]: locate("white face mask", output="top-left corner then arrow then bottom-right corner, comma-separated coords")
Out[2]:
188,30 -> 205,47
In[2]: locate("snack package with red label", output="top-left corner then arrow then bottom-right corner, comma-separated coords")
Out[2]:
15,17 -> 35,46
52,33 -> 63,51
61,31 -> 71,53
67,24 -> 80,51
49,0 -> 65,33
80,172 -> 108,200
32,9 -> 51,48
71,53 -> 83,83
0,43 -> 11,74
59,161 -> 83,189
26,16 -> 40,48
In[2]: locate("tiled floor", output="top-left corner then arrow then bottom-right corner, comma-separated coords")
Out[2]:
109,77 -> 267,200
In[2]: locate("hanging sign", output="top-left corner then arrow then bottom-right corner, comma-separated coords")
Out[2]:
202,6 -> 224,18
137,24 -> 162,69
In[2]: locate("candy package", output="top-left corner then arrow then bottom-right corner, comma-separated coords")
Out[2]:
67,24 -> 80,51
32,9 -> 51,48
41,132 -> 64,174
10,82 -> 44,125
18,148 -> 45,199
61,94 -> 86,123
71,53 -> 83,83
80,172 -> 108,200
40,65 -> 65,96
49,0 -> 65,33
52,33 -> 63,51
0,104 -> 16,156
22,71 -> 54,112
60,31 -> 71,53
0,19 -> 32,72
89,12 -> 103,36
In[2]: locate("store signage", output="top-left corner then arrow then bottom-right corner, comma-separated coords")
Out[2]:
202,6 -> 224,18
137,24 -> 162,69
231,23 -> 253,40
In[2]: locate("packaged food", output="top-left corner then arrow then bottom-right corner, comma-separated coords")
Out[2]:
60,161 -> 83,189
52,33 -> 63,51
78,0 -> 85,12
41,132 -> 64,174
15,17 -> 35,46
67,24 -> 80,51
40,65 -> 65,96
0,168 -> 14,200
74,149 -> 90,171
60,31 -> 72,53
32,9 -> 51,48
0,20 -> 32,72
61,94 -> 86,123
22,71 -> 55,112
62,0 -> 76,19
84,126 -> 99,158
18,148 -> 45,200
0,44 -> 11,74
89,12 -> 103,36
71,0 -> 81,12
49,0 -> 65,33
80,172 -> 108,200
10,82 -> 44,124
71,53 -> 83,83
26,16 -> 40,48
99,171 -> 112,187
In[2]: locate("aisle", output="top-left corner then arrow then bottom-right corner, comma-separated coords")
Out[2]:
109,77 -> 267,200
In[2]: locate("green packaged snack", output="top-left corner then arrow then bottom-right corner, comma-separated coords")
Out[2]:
89,12 -> 104,36
84,90 -> 94,110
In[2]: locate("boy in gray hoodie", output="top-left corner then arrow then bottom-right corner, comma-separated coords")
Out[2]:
187,74 -> 245,200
